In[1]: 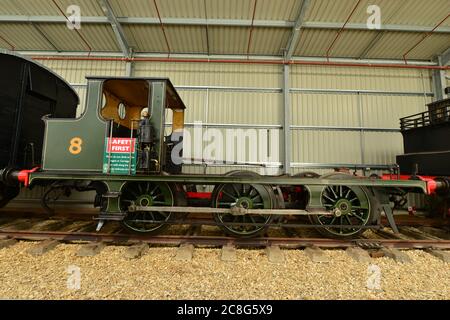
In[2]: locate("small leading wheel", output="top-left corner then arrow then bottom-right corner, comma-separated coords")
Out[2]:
120,181 -> 176,234
212,182 -> 275,237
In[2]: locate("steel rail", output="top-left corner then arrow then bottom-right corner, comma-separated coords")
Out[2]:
1,229 -> 450,249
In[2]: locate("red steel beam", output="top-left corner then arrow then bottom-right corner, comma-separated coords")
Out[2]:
325,0 -> 362,61
30,55 -> 450,70
51,0 -> 92,54
153,0 -> 171,56
246,0 -> 258,57
402,12 -> 450,64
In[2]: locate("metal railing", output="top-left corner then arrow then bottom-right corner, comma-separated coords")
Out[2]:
400,104 -> 450,130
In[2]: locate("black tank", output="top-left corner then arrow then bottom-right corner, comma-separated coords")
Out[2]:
0,51 -> 78,206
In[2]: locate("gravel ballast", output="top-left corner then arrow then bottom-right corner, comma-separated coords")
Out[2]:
0,241 -> 449,300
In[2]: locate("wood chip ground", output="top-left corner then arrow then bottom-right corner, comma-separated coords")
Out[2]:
0,242 -> 449,299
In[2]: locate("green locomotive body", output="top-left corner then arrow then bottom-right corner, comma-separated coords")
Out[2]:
2,73 -> 447,238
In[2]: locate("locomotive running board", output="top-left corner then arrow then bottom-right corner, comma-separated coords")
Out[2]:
127,205 -> 333,216
27,171 -> 430,194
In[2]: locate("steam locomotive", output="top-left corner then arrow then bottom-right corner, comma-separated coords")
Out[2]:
0,51 -> 448,239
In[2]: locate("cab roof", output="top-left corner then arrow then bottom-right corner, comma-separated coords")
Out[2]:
87,76 -> 186,110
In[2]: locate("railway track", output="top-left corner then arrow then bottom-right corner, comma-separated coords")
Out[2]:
1,228 -> 450,249
0,211 -> 450,254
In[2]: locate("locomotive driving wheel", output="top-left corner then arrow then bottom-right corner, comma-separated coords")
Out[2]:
309,173 -> 375,238
212,183 -> 275,237
211,171 -> 276,238
120,181 -> 176,234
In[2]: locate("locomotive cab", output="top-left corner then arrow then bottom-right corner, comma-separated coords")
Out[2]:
100,78 -> 185,174
41,77 -> 186,175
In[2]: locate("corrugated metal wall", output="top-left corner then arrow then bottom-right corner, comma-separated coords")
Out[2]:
290,65 -> 432,176
134,62 -> 283,175
15,60 -> 434,202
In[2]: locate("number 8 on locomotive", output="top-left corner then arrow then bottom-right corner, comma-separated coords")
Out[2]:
69,137 -> 83,155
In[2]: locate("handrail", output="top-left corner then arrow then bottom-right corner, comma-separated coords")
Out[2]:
400,104 -> 450,130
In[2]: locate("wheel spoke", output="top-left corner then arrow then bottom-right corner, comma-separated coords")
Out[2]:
329,186 -> 338,199
329,216 -> 337,225
156,211 -> 168,219
345,215 -> 353,226
152,192 -> 164,200
352,211 -> 366,222
218,202 -> 235,207
323,194 -> 336,203
318,215 -> 326,224
231,184 -> 240,197
251,194 -> 262,201
222,190 -> 236,200
149,185 -> 158,196
344,189 -> 352,199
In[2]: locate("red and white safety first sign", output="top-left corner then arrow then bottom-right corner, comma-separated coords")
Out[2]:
106,138 -> 136,153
